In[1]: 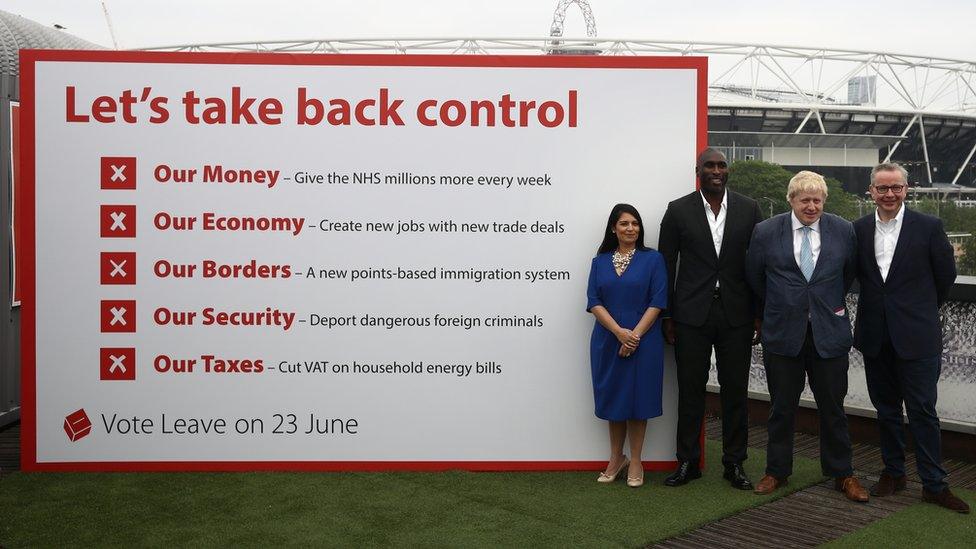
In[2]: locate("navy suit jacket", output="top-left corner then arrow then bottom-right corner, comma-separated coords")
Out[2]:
746,212 -> 857,358
853,208 -> 956,360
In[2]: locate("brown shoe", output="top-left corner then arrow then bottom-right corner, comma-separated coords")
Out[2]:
835,476 -> 870,502
754,474 -> 787,495
870,472 -> 907,497
922,488 -> 971,514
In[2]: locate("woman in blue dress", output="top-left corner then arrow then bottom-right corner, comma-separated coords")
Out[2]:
587,203 -> 667,488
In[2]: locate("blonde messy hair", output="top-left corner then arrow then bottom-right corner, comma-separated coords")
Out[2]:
787,170 -> 828,201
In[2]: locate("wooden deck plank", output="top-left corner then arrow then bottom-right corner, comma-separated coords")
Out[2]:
0,422 -> 19,473
651,415 -> 973,549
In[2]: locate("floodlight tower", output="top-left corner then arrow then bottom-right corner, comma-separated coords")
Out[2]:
549,0 -> 601,55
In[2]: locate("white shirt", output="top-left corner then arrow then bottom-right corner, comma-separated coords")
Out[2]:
874,204 -> 905,282
701,190 -> 727,288
791,211 -> 821,271
700,190 -> 727,256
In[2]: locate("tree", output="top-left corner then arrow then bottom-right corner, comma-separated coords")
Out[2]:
913,198 -> 940,217
727,160 -> 792,218
956,237 -> 976,277
728,160 -> 862,221
823,177 -> 861,221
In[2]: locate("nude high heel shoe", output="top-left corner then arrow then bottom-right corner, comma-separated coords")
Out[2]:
597,458 -> 630,483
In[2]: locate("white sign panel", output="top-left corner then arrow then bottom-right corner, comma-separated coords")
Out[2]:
22,52 -> 705,471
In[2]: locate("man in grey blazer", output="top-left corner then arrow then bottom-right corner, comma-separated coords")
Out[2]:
745,171 -> 868,502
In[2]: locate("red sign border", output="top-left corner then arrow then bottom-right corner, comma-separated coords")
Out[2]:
20,49 -> 707,472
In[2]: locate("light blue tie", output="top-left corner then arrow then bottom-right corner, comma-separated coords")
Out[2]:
799,226 -> 814,282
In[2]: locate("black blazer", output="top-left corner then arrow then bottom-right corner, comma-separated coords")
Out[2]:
853,208 -> 956,360
658,190 -> 763,327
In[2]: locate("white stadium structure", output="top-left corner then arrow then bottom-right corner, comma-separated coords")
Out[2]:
4,2 -> 976,194
132,2 -> 976,197
1,3 -> 975,432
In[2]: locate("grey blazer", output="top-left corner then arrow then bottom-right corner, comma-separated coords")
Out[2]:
745,212 -> 857,358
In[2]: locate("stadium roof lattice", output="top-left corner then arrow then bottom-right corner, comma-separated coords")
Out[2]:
0,9 -> 103,76
139,38 -> 976,120
139,37 -> 976,185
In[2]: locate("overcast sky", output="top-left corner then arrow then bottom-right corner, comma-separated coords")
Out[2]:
4,0 -> 975,61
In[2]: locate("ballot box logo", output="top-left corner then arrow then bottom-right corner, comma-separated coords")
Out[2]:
64,408 -> 93,442
100,252 -> 136,285
100,205 -> 136,238
100,156 -> 137,190
100,347 -> 136,381
101,299 -> 137,333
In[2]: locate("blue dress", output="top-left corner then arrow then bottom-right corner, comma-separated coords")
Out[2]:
586,249 -> 668,421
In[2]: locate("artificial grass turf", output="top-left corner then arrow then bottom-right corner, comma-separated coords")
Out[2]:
0,440 -> 823,548
822,487 -> 976,549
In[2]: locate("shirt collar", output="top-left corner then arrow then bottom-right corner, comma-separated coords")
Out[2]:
700,190 -> 727,211
791,211 -> 820,232
875,204 -> 905,225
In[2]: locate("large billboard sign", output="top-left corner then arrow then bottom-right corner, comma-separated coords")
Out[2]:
21,51 -> 705,471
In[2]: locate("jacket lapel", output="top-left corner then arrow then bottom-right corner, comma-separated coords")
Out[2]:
717,192 -> 736,265
862,216 -> 884,284
780,214 -> 801,278
809,215 -> 829,282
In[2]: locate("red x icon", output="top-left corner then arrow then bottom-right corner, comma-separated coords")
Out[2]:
64,408 -> 93,442
100,157 -> 137,190
100,299 -> 136,333
100,347 -> 136,380
100,252 -> 136,285
100,205 -> 136,238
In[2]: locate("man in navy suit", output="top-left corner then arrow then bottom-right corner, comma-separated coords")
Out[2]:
746,171 -> 868,502
854,162 -> 969,513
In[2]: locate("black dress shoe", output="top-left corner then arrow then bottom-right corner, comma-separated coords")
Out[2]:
664,461 -> 701,487
723,463 -> 753,490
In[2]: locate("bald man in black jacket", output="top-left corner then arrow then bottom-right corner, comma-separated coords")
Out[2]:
658,148 -> 763,489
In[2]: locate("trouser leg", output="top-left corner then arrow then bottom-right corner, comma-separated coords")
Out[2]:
805,347 -> 854,478
673,310 -> 715,464
714,309 -> 753,466
763,349 -> 806,478
863,338 -> 907,478
899,353 -> 948,492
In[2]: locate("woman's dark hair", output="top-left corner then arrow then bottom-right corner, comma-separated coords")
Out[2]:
597,203 -> 648,254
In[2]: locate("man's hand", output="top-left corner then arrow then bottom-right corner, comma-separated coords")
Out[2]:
752,318 -> 762,345
663,318 -> 676,345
